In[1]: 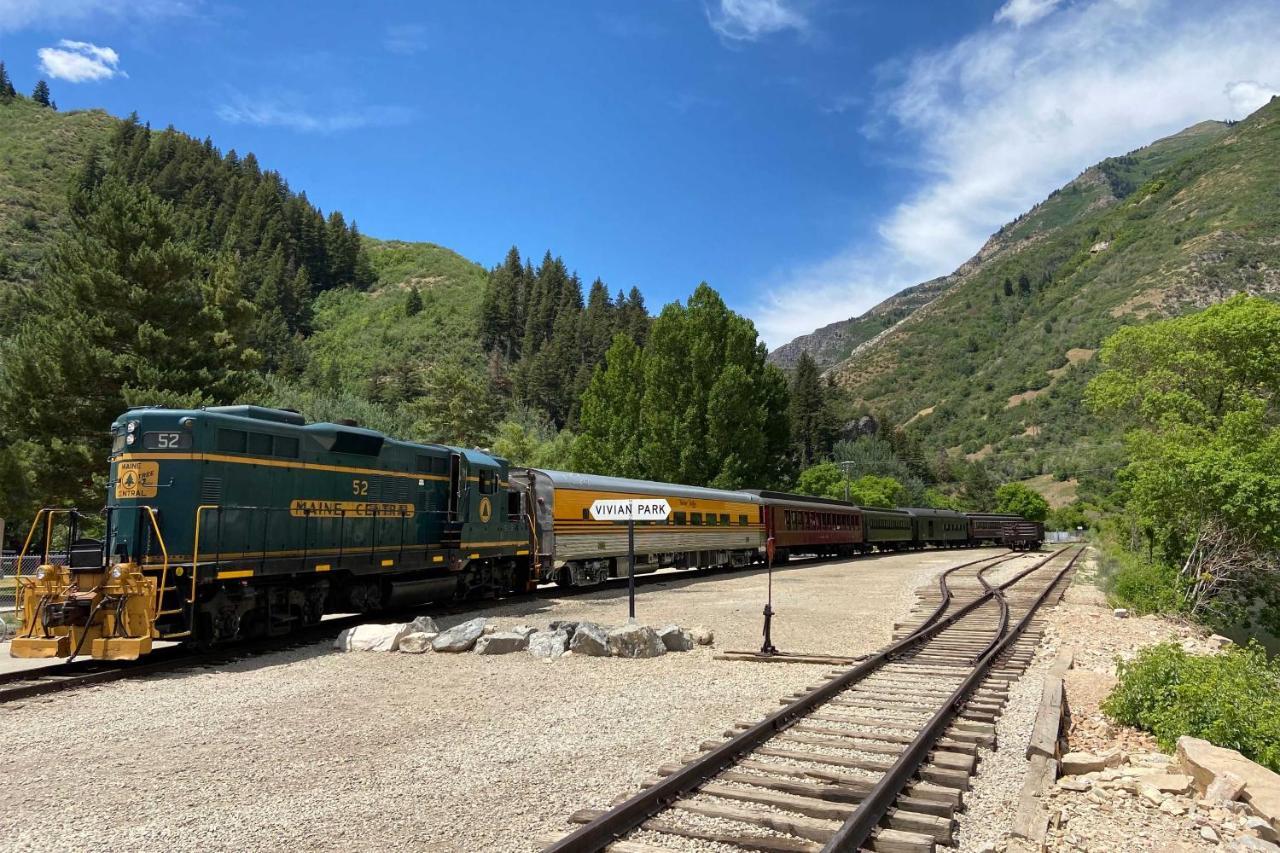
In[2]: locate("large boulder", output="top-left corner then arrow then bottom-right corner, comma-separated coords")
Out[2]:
688,625 -> 715,646
475,631 -> 529,655
656,624 -> 694,652
409,615 -> 440,635
511,624 -> 538,640
607,624 -> 666,659
569,622 -> 609,656
1178,736 -> 1280,832
398,632 -> 437,654
333,623 -> 412,652
527,630 -> 569,659
431,617 -> 488,653
549,620 -> 580,637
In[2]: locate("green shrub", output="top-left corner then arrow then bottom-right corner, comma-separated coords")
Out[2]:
1102,641 -> 1280,771
1099,542 -> 1186,616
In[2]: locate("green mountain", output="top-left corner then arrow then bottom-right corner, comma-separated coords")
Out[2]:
771,99 -> 1280,494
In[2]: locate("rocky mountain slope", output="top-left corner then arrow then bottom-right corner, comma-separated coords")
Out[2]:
770,101 -> 1280,485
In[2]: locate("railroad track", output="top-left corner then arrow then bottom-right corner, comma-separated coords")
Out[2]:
544,546 -> 1082,853
1,547 -> 980,703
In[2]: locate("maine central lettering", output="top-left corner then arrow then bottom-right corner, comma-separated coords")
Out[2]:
289,499 -> 415,518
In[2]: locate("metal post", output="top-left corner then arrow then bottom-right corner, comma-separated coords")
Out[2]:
627,516 -> 636,622
760,536 -> 777,655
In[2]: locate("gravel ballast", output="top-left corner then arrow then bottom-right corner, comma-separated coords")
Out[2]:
0,549 -> 1007,852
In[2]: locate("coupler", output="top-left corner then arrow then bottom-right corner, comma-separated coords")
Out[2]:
10,563 -> 157,660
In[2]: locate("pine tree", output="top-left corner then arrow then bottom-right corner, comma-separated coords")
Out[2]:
789,351 -> 835,467
1018,271 -> 1032,296
0,61 -> 16,101
31,80 -> 51,107
405,285 -> 424,317
1002,277 -> 1014,297
0,177 -> 259,508
581,277 -> 615,364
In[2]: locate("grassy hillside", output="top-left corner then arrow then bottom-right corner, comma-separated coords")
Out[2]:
0,99 -> 114,299
820,99 -> 1280,489
301,237 -> 490,401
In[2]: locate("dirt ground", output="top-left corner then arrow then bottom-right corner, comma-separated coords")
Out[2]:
0,548 -> 1017,853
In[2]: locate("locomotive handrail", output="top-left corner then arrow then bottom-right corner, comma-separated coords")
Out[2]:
13,508 -> 75,600
189,504 -> 220,604
142,506 -> 170,615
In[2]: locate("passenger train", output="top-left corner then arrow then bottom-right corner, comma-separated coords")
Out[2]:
11,406 -> 1043,660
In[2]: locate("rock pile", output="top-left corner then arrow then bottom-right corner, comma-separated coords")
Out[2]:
1042,740 -> 1280,852
334,616 -> 714,661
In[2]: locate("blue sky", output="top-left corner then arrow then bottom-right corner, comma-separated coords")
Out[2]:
2,0 -> 1278,346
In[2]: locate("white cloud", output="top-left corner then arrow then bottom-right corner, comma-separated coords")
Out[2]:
753,0 -> 1280,348
384,23 -> 428,55
993,0 -> 1064,27
707,0 -> 806,42
216,94 -> 415,134
0,0 -> 192,33
1225,79 -> 1278,115
37,39 -> 124,82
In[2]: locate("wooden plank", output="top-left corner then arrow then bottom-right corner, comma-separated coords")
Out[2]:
867,827 -> 936,853
1011,754 -> 1058,841
1025,675 -> 1064,760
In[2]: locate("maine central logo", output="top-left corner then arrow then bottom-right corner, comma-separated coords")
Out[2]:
479,496 -> 492,522
115,461 -> 159,499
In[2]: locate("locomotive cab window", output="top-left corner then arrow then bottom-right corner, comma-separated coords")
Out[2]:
478,470 -> 497,494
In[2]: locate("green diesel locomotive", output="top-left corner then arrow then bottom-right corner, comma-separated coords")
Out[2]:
12,405 -> 533,660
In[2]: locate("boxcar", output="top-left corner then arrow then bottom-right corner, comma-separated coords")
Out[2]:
513,468 -> 765,586
1002,520 -> 1045,551
740,490 -> 862,561
862,507 -> 915,550
904,508 -> 970,547
966,513 -> 1023,546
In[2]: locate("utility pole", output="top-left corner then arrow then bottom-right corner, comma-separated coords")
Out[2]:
839,461 -> 857,502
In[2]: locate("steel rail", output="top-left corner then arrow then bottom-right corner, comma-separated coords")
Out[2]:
541,547 -> 1064,853
822,545 -> 1084,852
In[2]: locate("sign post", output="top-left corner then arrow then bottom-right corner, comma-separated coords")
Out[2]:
589,498 -> 671,622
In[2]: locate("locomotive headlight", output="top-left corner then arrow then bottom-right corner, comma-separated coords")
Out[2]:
111,567 -> 122,579
126,434 -> 136,446
127,421 -> 139,433
179,417 -> 195,430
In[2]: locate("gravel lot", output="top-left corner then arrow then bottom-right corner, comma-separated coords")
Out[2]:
0,548 -> 1006,853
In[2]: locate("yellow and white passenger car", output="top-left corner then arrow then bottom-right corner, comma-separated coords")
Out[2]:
512,468 -> 766,586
